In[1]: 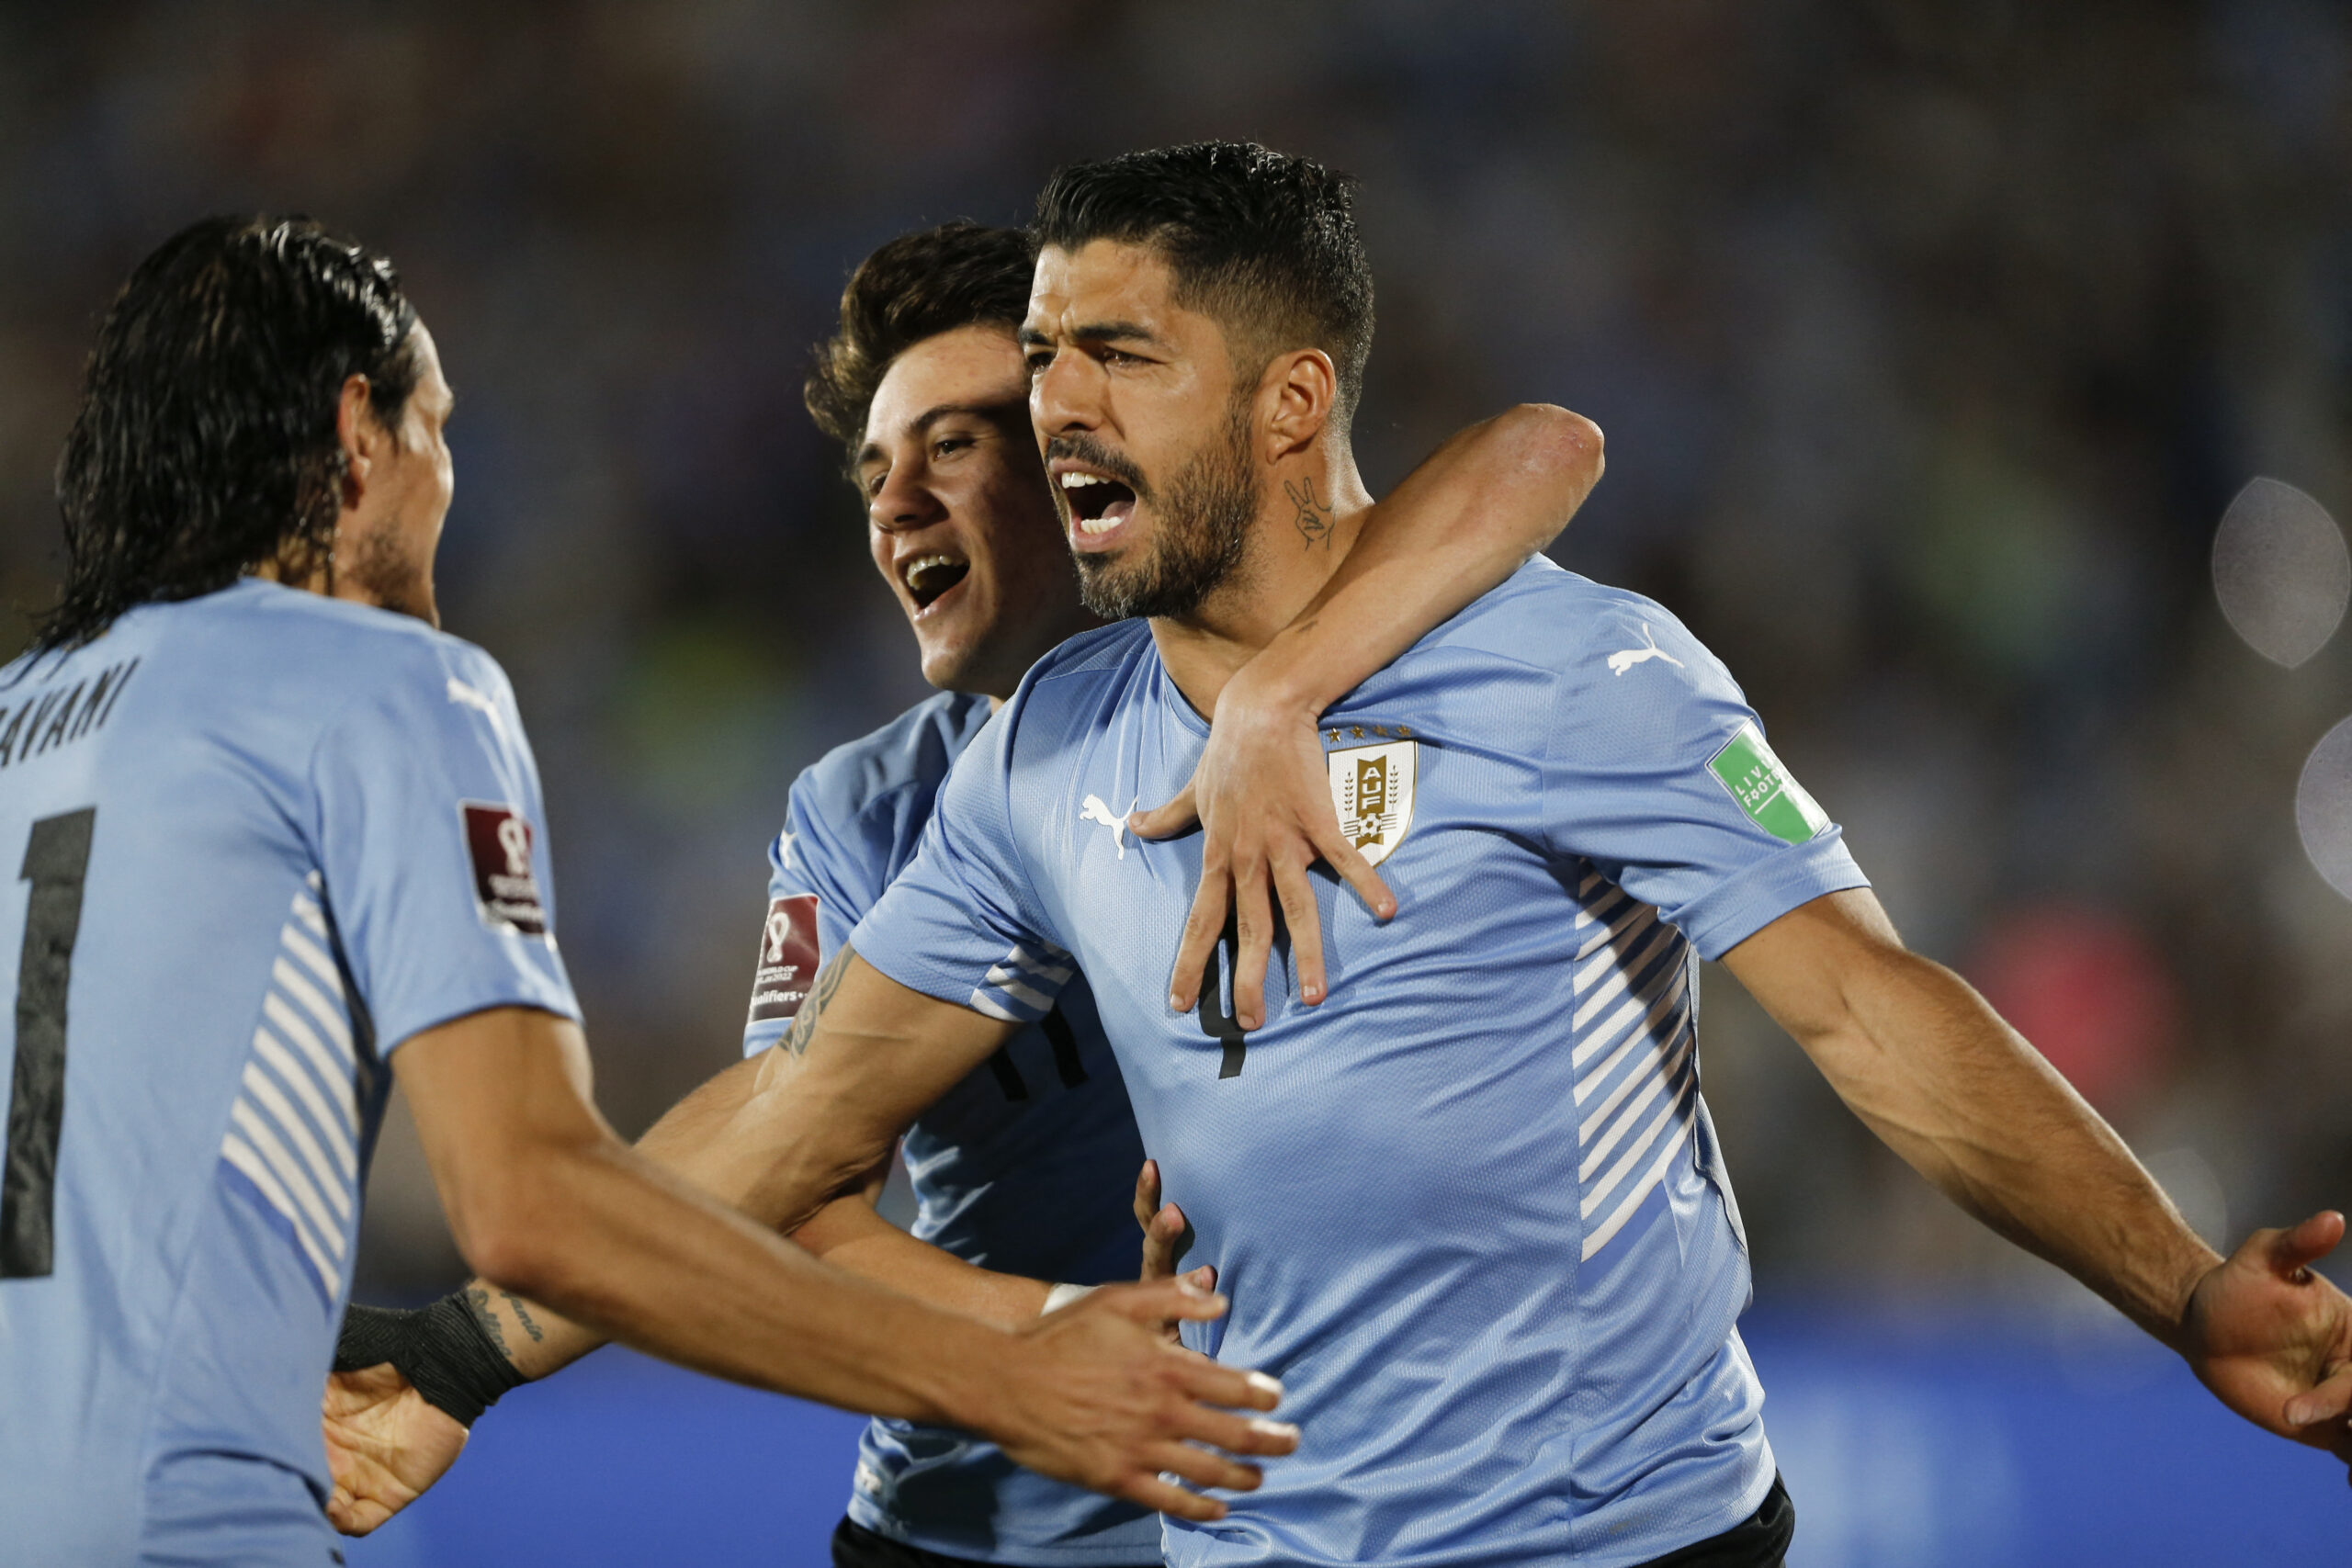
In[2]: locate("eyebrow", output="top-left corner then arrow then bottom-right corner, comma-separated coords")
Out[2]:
855,398 -> 1024,469
1018,320 -> 1167,350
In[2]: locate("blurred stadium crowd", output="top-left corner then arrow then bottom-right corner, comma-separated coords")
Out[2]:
1,0 -> 2347,1306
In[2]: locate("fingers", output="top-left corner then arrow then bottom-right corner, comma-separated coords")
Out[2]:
1168,873 -> 1230,1014
1163,1402 -> 1301,1460
2267,1212 -> 2348,1281
1119,1472 -> 1231,1524
1130,786 -> 1199,841
1168,1352 -> 1284,1416
1143,1436 -> 1271,1496
1272,852 -> 1327,1006
1091,1277 -> 1230,1327
1140,1201 -> 1188,1281
1232,869 -> 1274,1032
1311,820 -> 1396,922
1133,1159 -> 1162,1232
2286,1360 -> 2352,1429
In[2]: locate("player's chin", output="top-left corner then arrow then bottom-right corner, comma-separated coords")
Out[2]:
917,631 -> 993,693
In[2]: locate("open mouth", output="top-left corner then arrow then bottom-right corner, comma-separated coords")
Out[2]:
901,551 -> 970,612
1059,470 -> 1139,536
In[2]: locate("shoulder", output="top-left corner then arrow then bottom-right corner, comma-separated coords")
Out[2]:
791,689 -> 991,831
994,620 -> 1154,750
1027,619 -> 1154,689
1407,558 -> 1741,694
73,581 -> 518,739
204,581 -> 510,692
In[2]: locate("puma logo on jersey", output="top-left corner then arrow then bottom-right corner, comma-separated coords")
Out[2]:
446,676 -> 507,738
1080,794 -> 1136,859
1607,624 -> 1685,677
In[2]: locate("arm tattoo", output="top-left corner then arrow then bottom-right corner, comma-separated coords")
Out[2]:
462,1284 -> 512,1359
1285,478 -> 1336,549
500,1290 -> 545,1343
785,946 -> 854,1057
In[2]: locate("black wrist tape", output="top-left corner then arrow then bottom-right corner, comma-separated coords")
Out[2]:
334,1293 -> 526,1427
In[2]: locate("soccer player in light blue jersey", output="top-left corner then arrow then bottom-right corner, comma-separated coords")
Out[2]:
326,214 -> 1601,1564
0,215 -> 1295,1566
662,143 -> 2352,1568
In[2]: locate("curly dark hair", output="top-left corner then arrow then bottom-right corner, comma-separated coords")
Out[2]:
1034,141 -> 1374,425
30,214 -> 421,655
804,220 -> 1036,473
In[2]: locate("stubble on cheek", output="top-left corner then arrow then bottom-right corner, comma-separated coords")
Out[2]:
341,520 -> 436,626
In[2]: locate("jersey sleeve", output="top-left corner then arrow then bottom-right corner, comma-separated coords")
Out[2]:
740,775 -> 888,1057
849,704 -> 1072,1025
1542,606 -> 1869,960
308,641 -> 579,1055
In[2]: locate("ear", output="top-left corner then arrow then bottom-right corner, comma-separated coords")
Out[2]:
1261,348 -> 1338,462
334,373 -> 379,511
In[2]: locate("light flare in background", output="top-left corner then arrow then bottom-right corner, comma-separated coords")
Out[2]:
2296,716 -> 2352,901
2210,477 -> 2349,668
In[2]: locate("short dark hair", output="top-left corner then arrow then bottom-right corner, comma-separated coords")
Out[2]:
1033,141 -> 1374,425
33,215 -> 421,654
804,220 -> 1036,469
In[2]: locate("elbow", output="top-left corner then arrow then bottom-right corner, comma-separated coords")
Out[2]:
464,1228 -> 561,1303
446,1152 -> 586,1302
1498,402 -> 1605,491
1483,404 -> 1604,551
730,1082 -> 897,1235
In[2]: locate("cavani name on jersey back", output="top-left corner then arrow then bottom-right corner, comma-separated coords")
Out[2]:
0,581 -> 577,1567
854,558 -> 1870,1568
741,690 -> 1157,1567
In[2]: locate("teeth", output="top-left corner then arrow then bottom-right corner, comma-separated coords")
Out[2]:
1079,516 -> 1120,536
901,552 -> 966,590
1060,471 -> 1109,489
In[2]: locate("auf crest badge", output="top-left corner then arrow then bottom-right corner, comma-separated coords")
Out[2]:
1326,738 -> 1418,867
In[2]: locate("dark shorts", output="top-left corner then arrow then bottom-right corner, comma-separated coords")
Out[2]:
831,1476 -> 1792,1568
831,1517 -> 1158,1568
1639,1473 -> 1795,1568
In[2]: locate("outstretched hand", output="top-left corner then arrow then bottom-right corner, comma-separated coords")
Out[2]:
992,1277 -> 1296,1522
1133,660 -> 1396,1032
322,1361 -> 469,1535
2180,1212 -> 2352,1476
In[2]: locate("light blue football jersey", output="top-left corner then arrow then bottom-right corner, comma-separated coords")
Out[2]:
0,580 -> 577,1566
855,558 -> 1871,1568
741,690 -> 1159,1566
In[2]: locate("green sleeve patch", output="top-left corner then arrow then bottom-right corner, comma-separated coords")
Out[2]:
1708,720 -> 1830,845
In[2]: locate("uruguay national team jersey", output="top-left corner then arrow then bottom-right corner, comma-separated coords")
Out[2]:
741,689 -> 1157,1566
0,580 -> 577,1566
855,558 -> 1871,1568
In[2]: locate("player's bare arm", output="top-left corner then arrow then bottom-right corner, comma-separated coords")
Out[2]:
326,1000 -> 1294,1534
1139,400 -> 1604,1026
1723,887 -> 2352,1455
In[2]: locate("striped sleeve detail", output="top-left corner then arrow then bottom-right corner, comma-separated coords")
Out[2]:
1567,866 -> 1704,1263
217,877 -> 365,1307
967,942 -> 1074,1024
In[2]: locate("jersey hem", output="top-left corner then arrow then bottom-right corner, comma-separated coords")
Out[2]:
853,938 -> 986,1023
1571,1453 -> 1780,1568
377,991 -> 585,1057
1676,829 -> 1870,961
844,1494 -> 1163,1567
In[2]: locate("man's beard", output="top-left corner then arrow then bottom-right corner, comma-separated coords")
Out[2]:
339,523 -> 437,626
1073,397 -> 1258,622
